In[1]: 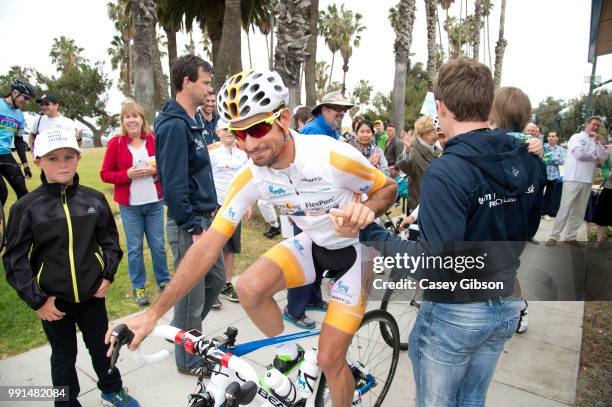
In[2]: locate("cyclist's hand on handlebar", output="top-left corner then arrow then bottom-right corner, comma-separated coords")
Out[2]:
36,296 -> 65,321
399,215 -> 416,231
105,312 -> 157,356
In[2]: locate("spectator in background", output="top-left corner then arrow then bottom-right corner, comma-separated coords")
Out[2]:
374,119 -> 388,150
292,105 -> 313,131
547,116 -> 609,246
100,100 -> 170,306
384,124 -> 403,177
29,94 -> 82,154
524,122 -> 538,139
542,131 -> 565,220
209,120 -> 251,303
301,91 -> 353,140
154,54 -> 225,376
196,92 -> 219,145
350,120 -> 389,175
396,115 -> 441,213
593,152 -> 612,242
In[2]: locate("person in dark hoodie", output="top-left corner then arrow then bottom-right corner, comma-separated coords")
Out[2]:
154,54 -> 225,376
332,57 -> 546,407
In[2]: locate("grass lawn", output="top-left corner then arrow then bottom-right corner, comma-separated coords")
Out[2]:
0,148 -> 281,358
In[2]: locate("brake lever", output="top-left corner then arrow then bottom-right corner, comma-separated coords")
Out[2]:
108,323 -> 134,374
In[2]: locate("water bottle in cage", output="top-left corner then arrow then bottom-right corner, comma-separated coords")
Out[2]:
296,348 -> 320,398
264,368 -> 298,404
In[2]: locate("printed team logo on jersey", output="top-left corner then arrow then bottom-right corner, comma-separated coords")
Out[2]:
526,184 -> 535,194
511,167 -> 519,177
301,177 -> 322,183
292,239 -> 305,256
331,280 -> 356,305
359,185 -> 370,193
268,186 -> 287,195
227,207 -> 237,220
194,137 -> 206,150
87,207 -> 96,214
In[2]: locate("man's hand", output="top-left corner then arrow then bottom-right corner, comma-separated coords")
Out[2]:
329,203 -> 375,237
399,215 -> 417,231
526,138 -> 543,158
105,311 -> 158,354
36,296 -> 65,321
94,279 -> 111,298
244,206 -> 253,222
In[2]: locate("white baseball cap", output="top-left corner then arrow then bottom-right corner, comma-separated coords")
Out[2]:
34,128 -> 80,158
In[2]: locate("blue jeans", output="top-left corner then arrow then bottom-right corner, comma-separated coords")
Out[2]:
166,215 -> 225,370
408,299 -> 520,407
119,201 -> 170,290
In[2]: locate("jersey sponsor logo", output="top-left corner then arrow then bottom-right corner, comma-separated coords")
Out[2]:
292,239 -> 305,256
227,207 -> 237,220
268,186 -> 287,195
301,176 -> 322,182
526,184 -> 535,194
359,185 -> 370,193
87,207 -> 96,214
477,192 -> 517,207
304,197 -> 334,209
331,280 -> 356,305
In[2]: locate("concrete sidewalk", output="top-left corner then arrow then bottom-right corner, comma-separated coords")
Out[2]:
0,219 -> 585,406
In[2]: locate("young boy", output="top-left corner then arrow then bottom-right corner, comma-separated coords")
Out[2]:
3,128 -> 139,407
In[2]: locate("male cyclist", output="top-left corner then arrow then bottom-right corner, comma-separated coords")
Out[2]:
107,69 -> 397,406
1,78 -> 34,205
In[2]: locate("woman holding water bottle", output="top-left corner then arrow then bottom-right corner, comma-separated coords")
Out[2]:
100,100 -> 170,306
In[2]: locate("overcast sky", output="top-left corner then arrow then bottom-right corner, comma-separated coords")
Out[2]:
1,0 -> 610,114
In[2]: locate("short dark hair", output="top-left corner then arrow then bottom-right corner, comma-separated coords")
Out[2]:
386,124 -> 396,129
356,120 -> 375,134
586,115 -> 602,124
171,55 -> 213,92
434,57 -> 494,122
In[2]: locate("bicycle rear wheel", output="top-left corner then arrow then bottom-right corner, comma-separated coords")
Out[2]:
379,287 -> 421,351
314,310 -> 400,407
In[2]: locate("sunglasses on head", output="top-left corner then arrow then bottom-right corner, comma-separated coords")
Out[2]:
229,111 -> 282,141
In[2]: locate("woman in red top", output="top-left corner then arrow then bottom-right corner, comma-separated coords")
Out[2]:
100,101 -> 169,306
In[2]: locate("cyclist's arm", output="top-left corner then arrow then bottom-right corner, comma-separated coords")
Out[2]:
14,135 -> 28,165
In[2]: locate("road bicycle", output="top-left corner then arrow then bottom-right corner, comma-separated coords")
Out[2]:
110,309 -> 400,406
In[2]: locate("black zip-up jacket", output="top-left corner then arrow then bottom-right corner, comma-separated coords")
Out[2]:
155,99 -> 218,231
3,174 -> 123,310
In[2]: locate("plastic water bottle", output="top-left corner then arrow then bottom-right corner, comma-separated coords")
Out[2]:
264,368 -> 298,404
296,348 -> 320,398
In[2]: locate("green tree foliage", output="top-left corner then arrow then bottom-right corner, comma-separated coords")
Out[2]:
533,97 -> 564,135
0,66 -> 42,113
403,62 -> 429,130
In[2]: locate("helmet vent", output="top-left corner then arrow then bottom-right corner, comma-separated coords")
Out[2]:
260,98 -> 271,106
229,87 -> 237,100
267,76 -> 275,82
253,91 -> 265,103
239,95 -> 248,108
229,102 -> 238,117
274,85 -> 283,92
250,84 -> 260,93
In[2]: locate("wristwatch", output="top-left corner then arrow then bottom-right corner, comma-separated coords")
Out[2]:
188,225 -> 204,235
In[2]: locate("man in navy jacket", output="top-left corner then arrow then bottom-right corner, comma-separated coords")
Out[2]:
154,54 -> 225,376
333,57 -> 546,407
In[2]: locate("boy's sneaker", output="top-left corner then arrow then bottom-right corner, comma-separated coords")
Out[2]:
212,297 -> 222,309
220,282 -> 239,302
101,388 -> 139,407
283,306 -> 316,329
516,302 -> 528,334
133,288 -> 149,306
158,281 -> 170,292
263,225 -> 281,239
305,301 -> 328,312
272,344 -> 305,374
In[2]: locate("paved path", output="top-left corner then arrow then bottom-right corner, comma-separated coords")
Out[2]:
0,219 -> 585,406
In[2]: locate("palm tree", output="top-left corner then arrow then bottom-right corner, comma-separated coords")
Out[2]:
50,36 -> 85,73
156,0 -> 182,97
315,60 -> 329,101
241,0 -> 277,69
273,0 -> 311,109
389,5 -> 399,32
319,4 -> 342,87
391,0 -> 416,129
494,0 -> 507,87
108,34 -> 132,96
337,6 -> 365,96
304,0 -> 319,107
353,79 -> 373,113
131,0 -> 156,122
213,0 -> 242,92
438,0 -> 454,57
424,0 -> 438,90
107,0 -> 134,96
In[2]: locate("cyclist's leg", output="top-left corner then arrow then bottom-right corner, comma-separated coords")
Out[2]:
235,233 -> 316,337
0,174 -> 7,206
317,243 -> 368,407
2,155 -> 27,199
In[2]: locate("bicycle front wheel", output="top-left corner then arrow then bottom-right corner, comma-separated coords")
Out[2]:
314,309 -> 400,407
380,286 -> 421,351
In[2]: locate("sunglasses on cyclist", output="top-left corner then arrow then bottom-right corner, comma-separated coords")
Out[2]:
19,93 -> 32,102
229,111 -> 282,141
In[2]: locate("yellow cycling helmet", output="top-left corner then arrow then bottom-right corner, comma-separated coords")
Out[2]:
217,69 -> 289,123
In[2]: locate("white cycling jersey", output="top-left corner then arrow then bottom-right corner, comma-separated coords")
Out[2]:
211,130 -> 387,249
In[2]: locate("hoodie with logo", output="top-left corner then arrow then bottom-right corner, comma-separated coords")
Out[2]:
3,174 -> 123,310
154,99 -> 218,231
361,129 -> 546,302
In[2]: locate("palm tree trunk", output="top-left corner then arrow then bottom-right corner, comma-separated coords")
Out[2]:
269,16 -> 275,70
436,4 -> 444,65
391,0 -> 416,130
472,0 -> 483,62
131,0 -> 156,123
328,52 -> 335,87
150,25 -> 169,110
213,0 -> 242,92
164,25 -> 178,98
494,0 -> 507,88
425,0 -> 438,91
246,26 -> 253,68
305,0 -> 319,106
341,62 -> 348,96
